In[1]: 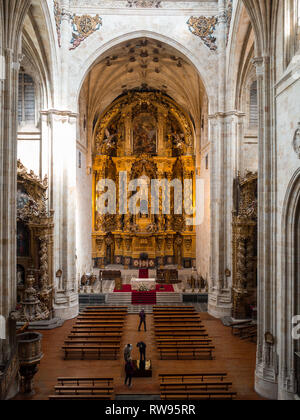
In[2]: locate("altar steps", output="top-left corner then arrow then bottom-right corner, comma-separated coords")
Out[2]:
156,292 -> 182,304
107,292 -> 132,305
106,291 -> 182,306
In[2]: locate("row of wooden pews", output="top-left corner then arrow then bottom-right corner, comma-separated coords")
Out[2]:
231,321 -> 257,342
62,306 -> 128,360
153,306 -> 215,360
159,373 -> 237,400
49,378 -> 114,400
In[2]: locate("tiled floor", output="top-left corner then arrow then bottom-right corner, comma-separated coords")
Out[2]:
14,312 -> 264,400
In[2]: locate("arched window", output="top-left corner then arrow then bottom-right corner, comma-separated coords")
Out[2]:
18,72 -> 35,125
249,81 -> 258,129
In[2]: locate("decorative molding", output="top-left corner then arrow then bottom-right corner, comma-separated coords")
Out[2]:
226,0 -> 233,45
187,16 -> 218,51
70,14 -> 103,50
293,123 -> 300,159
53,0 -> 62,48
127,0 -> 162,7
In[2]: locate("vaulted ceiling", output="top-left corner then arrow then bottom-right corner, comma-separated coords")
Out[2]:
80,37 -> 207,131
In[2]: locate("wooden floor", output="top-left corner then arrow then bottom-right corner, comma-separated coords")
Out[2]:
14,312 -> 263,400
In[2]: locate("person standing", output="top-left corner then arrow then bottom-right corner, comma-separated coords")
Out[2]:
137,341 -> 147,363
125,358 -> 134,388
138,308 -> 146,332
124,344 -> 133,362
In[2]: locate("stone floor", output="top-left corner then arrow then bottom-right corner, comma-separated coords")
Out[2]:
13,312 -> 263,400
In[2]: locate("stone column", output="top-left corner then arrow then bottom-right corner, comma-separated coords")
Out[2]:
207,0 -> 233,318
43,110 -> 79,320
0,0 -> 31,398
253,56 -> 278,400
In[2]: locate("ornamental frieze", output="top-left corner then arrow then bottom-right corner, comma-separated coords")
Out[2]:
187,16 -> 218,51
127,0 -> 162,7
70,14 -> 103,50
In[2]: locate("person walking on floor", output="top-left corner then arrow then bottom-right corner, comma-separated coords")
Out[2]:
124,344 -> 133,362
137,341 -> 147,363
138,308 -> 146,332
125,358 -> 134,388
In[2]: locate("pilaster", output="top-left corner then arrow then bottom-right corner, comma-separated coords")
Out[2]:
41,109 -> 79,320
253,55 -> 278,400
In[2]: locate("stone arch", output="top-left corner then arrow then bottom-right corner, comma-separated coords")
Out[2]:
280,168 -> 300,399
74,30 -> 214,112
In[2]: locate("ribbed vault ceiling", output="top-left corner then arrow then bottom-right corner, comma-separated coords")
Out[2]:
81,37 -> 207,129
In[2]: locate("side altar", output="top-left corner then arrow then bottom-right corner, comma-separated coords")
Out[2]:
91,91 -> 196,270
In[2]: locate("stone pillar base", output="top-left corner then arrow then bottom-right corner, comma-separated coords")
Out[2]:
278,388 -> 298,401
54,291 -> 79,320
255,373 -> 278,400
5,375 -> 20,400
208,290 -> 232,318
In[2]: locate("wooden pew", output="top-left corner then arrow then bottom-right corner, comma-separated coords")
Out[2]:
75,320 -> 124,325
54,385 -> 114,395
158,346 -> 215,360
57,377 -> 114,386
155,327 -> 206,333
49,378 -> 114,400
160,382 -> 233,391
159,373 -> 228,382
154,321 -> 203,326
157,338 -> 213,346
160,391 -> 237,400
68,334 -> 122,340
156,333 -> 209,339
154,318 -> 202,323
154,306 -> 195,310
232,323 -> 257,336
65,339 -> 120,345
49,394 -> 112,400
62,345 -> 120,360
84,306 -> 127,310
77,316 -> 125,321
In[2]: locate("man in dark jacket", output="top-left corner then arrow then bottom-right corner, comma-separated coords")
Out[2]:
138,308 -> 146,332
137,341 -> 147,363
125,359 -> 134,387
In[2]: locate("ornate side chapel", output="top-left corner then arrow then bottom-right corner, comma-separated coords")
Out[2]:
232,172 -> 258,319
15,161 -> 54,322
92,91 -> 196,269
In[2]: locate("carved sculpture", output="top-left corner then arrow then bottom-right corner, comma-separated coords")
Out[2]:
187,16 -> 218,51
15,161 -> 54,322
11,274 -> 50,322
232,172 -> 258,319
293,123 -> 300,159
70,14 -> 103,50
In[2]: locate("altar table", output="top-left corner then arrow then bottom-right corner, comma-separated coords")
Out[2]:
131,278 -> 156,291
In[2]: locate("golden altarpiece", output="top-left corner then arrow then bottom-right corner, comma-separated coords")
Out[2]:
92,91 -> 196,269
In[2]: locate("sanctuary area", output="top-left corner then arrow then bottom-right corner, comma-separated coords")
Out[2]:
0,0 -> 300,401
